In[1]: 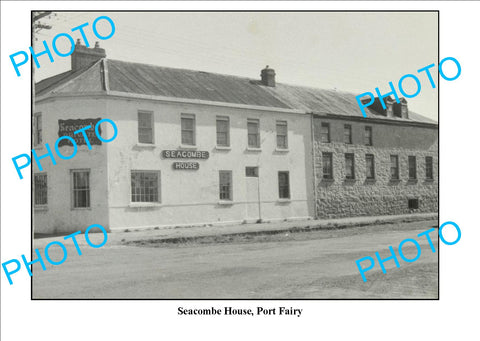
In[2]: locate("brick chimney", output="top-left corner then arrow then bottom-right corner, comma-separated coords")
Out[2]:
260,65 -> 276,87
71,40 -> 106,71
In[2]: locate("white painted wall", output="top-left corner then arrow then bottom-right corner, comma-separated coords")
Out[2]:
106,96 -> 314,230
33,97 -> 109,234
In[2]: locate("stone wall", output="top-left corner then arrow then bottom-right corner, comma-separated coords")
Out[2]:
313,117 -> 438,218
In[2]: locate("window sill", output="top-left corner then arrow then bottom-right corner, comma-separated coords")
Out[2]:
34,205 -> 48,211
321,178 -> 334,182
215,145 -> 231,151
275,148 -> 289,153
218,200 -> 234,206
277,198 -> 291,203
33,145 -> 44,150
134,143 -> 155,149
71,207 -> 92,211
128,202 -> 162,208
179,145 -> 197,150
246,147 -> 262,152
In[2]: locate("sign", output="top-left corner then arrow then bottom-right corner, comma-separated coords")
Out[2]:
173,162 -> 200,170
162,150 -> 209,159
58,118 -> 102,147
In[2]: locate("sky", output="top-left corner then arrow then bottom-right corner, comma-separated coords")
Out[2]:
34,11 -> 438,121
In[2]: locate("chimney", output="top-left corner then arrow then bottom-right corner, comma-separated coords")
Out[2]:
260,65 -> 276,87
71,40 -> 106,71
393,98 -> 409,119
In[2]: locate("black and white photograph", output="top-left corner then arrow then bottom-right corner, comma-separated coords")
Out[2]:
30,11 -> 438,299
1,2 -> 478,341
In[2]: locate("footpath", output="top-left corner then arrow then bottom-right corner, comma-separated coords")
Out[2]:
108,212 -> 438,244
34,212 -> 438,248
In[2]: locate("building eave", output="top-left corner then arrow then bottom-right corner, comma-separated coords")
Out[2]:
312,112 -> 438,128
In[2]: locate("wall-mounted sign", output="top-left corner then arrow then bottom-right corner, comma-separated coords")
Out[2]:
163,150 -> 209,159
173,162 -> 200,170
58,118 -> 102,147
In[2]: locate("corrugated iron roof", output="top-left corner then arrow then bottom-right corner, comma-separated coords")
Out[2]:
36,58 -> 437,125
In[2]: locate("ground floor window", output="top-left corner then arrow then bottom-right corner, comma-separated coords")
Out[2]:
278,171 -> 290,199
322,152 -> 333,179
345,153 -> 355,179
219,171 -> 232,200
366,154 -> 375,179
131,171 -> 160,203
425,156 -> 433,180
408,156 -> 417,180
72,170 -> 90,208
34,173 -> 47,206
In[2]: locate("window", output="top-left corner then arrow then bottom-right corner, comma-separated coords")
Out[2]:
34,113 -> 42,146
245,167 -> 259,177
138,111 -> 153,144
247,119 -> 260,148
131,171 -> 160,203
216,116 -> 230,147
72,170 -> 90,208
219,171 -> 232,200
181,114 -> 195,145
408,156 -> 417,180
425,156 -> 433,180
344,124 -> 352,144
408,199 -> 419,209
278,171 -> 290,199
390,155 -> 399,180
34,173 -> 47,205
345,153 -> 355,179
364,126 -> 373,146
322,152 -> 333,179
366,154 -> 375,179
320,123 -> 330,143
276,120 -> 288,149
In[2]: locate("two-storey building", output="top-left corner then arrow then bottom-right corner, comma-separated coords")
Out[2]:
33,42 -> 437,234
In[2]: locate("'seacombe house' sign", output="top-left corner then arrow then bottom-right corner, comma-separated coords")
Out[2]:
162,150 -> 209,159
163,150 -> 208,170
58,118 -> 102,147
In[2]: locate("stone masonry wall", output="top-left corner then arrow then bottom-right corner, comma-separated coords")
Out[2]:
314,117 -> 438,219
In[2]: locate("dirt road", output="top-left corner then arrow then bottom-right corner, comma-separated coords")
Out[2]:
32,220 -> 438,299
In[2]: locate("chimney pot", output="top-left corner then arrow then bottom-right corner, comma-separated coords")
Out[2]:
260,66 -> 276,87
71,42 -> 106,71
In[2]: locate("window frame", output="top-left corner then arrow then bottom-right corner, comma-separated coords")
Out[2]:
216,116 -> 230,147
320,122 -> 330,143
276,120 -> 288,149
34,173 -> 48,206
219,170 -> 233,201
137,111 -> 154,144
71,169 -> 91,209
364,126 -> 373,146
181,113 -> 196,146
390,155 -> 399,180
344,124 -> 352,144
34,112 -> 42,146
322,152 -> 333,179
408,155 -> 417,180
278,171 -> 291,199
247,118 -> 260,148
365,154 -> 375,179
425,156 -> 434,180
130,170 -> 161,203
345,153 -> 355,180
